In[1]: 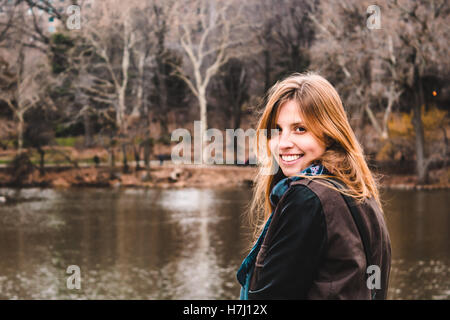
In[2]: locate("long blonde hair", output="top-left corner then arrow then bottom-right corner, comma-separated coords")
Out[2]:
248,72 -> 381,238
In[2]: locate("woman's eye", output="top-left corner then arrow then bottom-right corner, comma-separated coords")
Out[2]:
295,126 -> 306,133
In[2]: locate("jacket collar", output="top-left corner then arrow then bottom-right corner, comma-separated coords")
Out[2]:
269,163 -> 327,208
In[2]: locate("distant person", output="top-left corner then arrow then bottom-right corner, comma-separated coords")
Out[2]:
93,155 -> 100,168
237,72 -> 391,300
157,154 -> 171,165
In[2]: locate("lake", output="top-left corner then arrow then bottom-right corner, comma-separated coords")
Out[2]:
0,187 -> 448,299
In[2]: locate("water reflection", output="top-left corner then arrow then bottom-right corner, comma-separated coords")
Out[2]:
0,187 -> 448,299
381,189 -> 450,300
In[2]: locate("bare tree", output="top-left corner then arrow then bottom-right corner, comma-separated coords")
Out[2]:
248,0 -> 278,92
170,0 -> 256,163
0,0 -> 17,43
311,0 -> 449,184
214,58 -> 249,130
310,0 -> 402,141
73,0 -> 148,172
267,0 -> 318,80
386,0 -> 449,183
0,6 -> 54,153
81,1 -> 141,136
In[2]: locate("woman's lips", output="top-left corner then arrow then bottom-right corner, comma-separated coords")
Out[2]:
279,154 -> 304,166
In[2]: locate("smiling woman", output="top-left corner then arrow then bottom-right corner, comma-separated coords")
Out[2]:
237,72 -> 391,300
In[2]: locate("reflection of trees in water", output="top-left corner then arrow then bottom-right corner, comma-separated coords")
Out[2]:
164,189 -> 220,299
149,188 -> 250,299
385,190 -> 450,260
384,190 -> 450,300
0,188 -> 226,298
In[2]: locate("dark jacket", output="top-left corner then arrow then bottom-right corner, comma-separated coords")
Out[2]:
248,178 -> 391,300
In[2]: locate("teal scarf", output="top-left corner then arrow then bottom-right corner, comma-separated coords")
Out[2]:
236,163 -> 327,299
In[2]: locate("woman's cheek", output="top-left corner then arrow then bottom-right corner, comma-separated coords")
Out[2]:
268,140 -> 278,161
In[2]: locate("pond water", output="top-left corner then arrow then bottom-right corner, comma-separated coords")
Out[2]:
0,187 -> 448,299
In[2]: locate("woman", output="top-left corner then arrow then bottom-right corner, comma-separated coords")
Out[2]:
237,72 -> 391,300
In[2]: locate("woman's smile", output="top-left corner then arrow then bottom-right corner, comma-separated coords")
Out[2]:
279,153 -> 304,165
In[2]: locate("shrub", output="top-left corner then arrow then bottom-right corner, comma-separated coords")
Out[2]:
8,153 -> 34,185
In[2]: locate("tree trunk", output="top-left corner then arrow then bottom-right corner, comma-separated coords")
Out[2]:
131,52 -> 145,118
122,142 -> 129,173
117,87 -> 127,134
133,144 -> 141,171
17,113 -> 24,153
198,87 -> 208,164
143,138 -> 151,169
38,147 -> 45,176
117,19 -> 132,135
83,112 -> 93,147
412,67 -> 428,184
156,54 -> 170,139
412,103 -> 427,184
264,48 -> 271,92
16,43 -> 26,154
442,127 -> 448,171
109,145 -> 115,168
381,95 -> 394,140
232,102 -> 242,165
364,102 -> 383,138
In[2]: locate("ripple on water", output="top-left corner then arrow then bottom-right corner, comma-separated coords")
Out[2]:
388,259 -> 450,300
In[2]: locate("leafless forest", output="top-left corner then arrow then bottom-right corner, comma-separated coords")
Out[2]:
0,0 -> 448,185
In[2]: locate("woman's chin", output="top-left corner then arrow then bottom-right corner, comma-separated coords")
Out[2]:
278,159 -> 314,176
280,165 -> 303,177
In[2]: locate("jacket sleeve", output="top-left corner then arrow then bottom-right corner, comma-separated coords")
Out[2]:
248,185 -> 327,300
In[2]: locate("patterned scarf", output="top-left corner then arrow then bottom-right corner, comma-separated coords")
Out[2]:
236,163 -> 327,299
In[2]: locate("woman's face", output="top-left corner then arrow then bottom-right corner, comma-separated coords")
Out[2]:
268,100 -> 326,177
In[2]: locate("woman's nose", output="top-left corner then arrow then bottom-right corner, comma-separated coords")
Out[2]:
278,131 -> 294,149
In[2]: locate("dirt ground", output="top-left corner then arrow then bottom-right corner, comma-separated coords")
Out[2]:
0,164 -> 257,189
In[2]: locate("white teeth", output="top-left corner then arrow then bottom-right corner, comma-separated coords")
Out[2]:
281,154 -> 303,162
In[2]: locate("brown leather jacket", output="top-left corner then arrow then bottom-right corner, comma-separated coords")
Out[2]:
248,178 -> 391,300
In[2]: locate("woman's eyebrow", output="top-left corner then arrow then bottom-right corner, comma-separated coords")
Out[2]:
275,121 -> 305,127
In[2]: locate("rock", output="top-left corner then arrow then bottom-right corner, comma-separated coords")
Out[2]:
141,172 -> 152,182
109,171 -> 122,181
52,178 -> 70,188
112,181 -> 121,188
169,168 -> 183,182
242,179 -> 253,187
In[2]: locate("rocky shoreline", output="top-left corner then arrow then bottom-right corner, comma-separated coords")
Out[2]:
0,165 -> 257,190
0,164 -> 448,191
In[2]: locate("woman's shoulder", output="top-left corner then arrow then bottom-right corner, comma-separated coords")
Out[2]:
289,177 -> 342,201
279,180 -> 325,216
285,179 -> 323,204
287,178 -> 352,219
274,181 -> 326,232
289,178 -> 383,226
